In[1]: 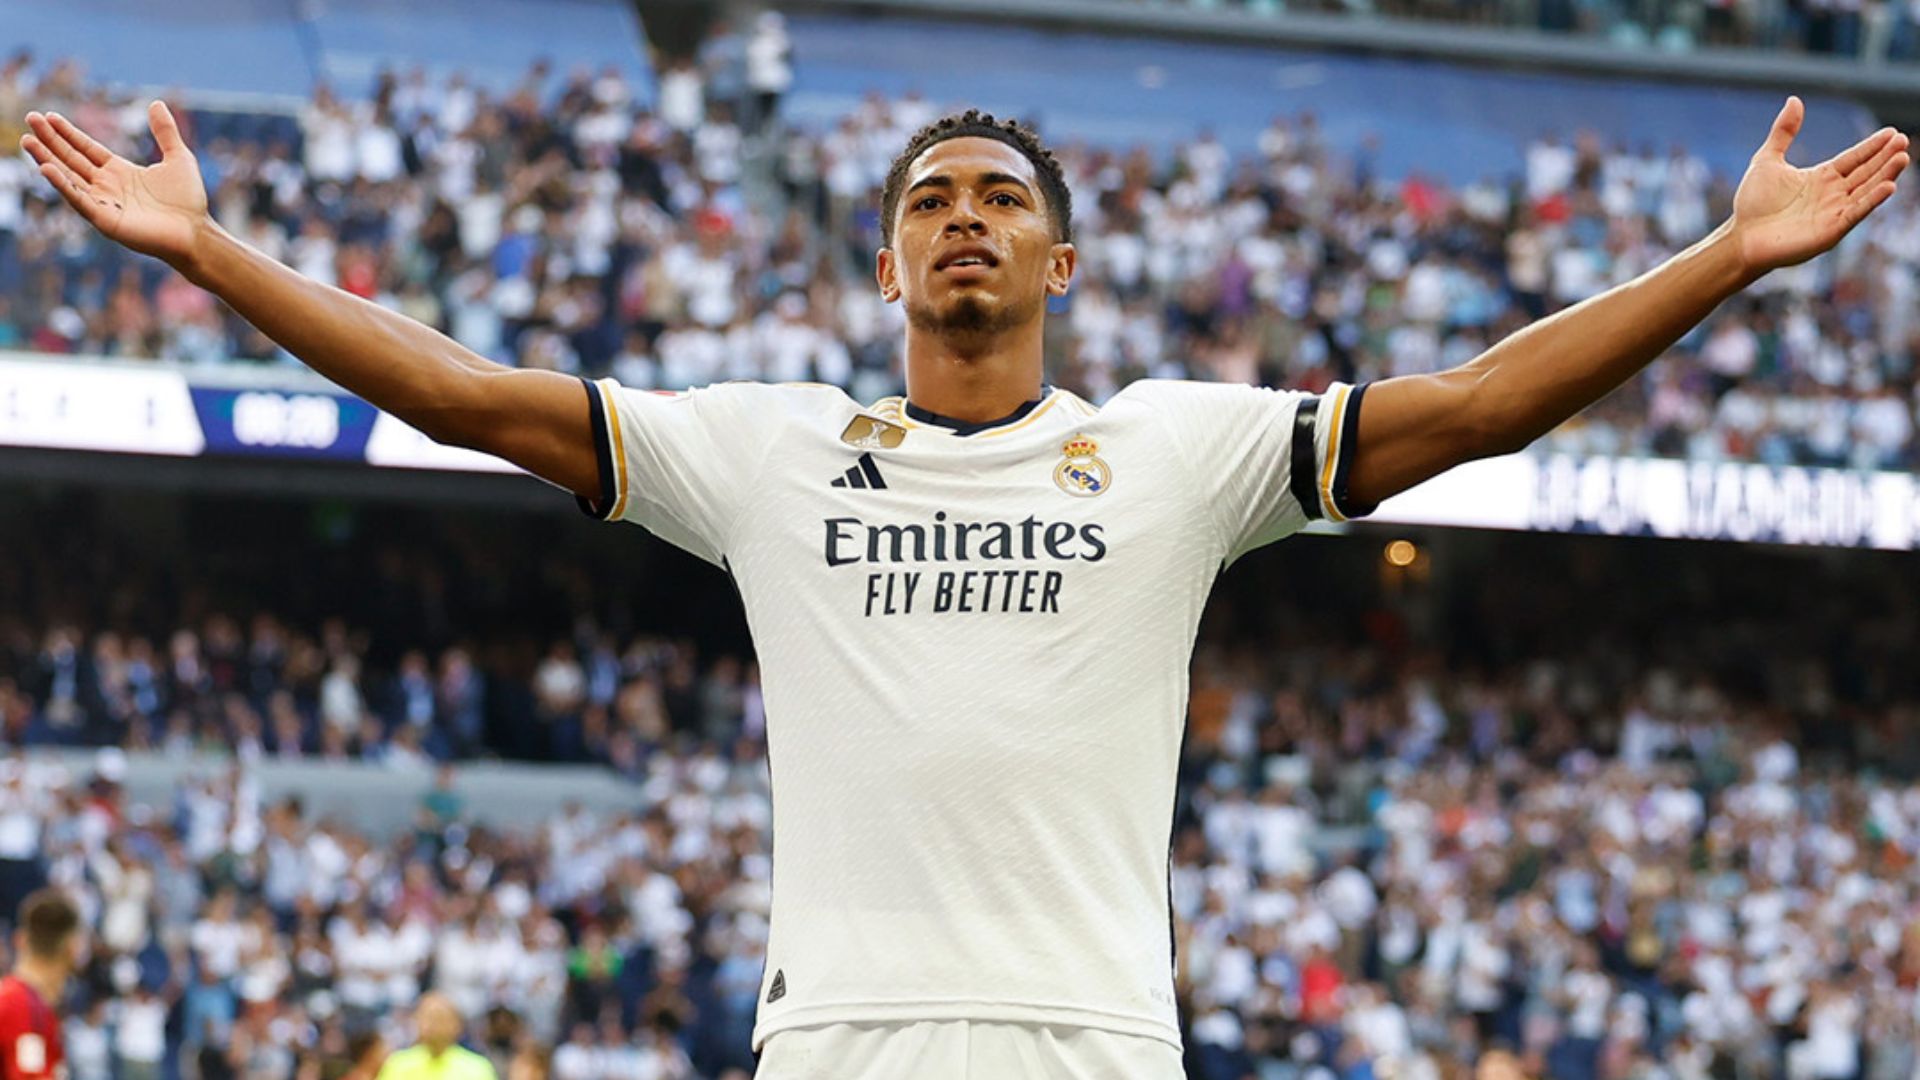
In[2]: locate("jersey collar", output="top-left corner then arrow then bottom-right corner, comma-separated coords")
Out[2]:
902,387 -> 1054,437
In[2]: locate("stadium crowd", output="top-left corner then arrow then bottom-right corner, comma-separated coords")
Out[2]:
1174,0 -> 1920,60
23,700 -> 1920,1080
4,488 -> 1920,1077
7,25 -> 1920,1077
5,594 -> 1920,1079
0,49 -> 1916,472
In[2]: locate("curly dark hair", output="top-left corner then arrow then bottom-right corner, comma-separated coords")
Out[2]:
880,109 -> 1073,247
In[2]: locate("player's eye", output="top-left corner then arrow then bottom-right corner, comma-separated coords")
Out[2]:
989,192 -> 1022,207
914,196 -> 943,211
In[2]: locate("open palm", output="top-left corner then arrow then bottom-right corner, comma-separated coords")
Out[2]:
21,102 -> 207,265
1734,96 -> 1909,272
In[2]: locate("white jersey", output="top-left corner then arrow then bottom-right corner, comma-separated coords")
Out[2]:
575,376 -> 1373,1051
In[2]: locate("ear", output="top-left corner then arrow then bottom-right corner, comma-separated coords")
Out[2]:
1045,242 -> 1077,298
875,247 -> 901,303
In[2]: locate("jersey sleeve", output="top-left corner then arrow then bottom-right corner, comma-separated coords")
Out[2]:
1140,379 -> 1375,563
0,996 -> 50,1080
574,378 -> 779,566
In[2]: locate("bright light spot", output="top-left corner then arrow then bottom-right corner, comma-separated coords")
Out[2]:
1385,540 -> 1418,567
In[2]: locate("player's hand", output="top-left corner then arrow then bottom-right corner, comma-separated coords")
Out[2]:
1732,96 -> 1908,273
21,102 -> 208,266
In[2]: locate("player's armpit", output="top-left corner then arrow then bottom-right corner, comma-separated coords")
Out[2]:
430,367 -> 602,499
1342,366 -> 1499,509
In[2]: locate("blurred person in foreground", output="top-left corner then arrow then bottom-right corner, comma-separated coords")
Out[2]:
19,96 -> 1908,1078
376,994 -> 494,1080
336,1030 -> 390,1080
502,1043 -> 549,1080
0,889 -> 81,1080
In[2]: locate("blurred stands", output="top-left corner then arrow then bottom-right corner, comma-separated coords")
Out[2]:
777,11 -> 1869,183
2,36 -> 1915,470
7,5 -> 1920,1080
1130,0 -> 1910,58
2,490 -> 1919,1077
813,0 -> 1920,64
5,488 -> 1916,776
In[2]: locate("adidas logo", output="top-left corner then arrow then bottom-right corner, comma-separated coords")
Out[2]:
767,969 -> 787,1003
829,453 -> 888,490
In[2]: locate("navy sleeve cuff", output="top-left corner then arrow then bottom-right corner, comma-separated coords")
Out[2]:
1289,384 -> 1376,522
1327,383 -> 1376,522
575,377 -> 620,521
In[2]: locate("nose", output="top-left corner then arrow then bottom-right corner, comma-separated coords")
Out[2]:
943,194 -> 987,235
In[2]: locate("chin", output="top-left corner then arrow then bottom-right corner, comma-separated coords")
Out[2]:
904,289 -> 1037,338
944,295 -> 998,327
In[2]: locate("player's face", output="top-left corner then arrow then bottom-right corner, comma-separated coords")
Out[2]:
877,137 -> 1075,341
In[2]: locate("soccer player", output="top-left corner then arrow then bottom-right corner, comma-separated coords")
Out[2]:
0,889 -> 81,1080
21,98 -> 1906,1077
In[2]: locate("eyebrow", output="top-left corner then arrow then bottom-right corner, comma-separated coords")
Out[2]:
904,171 -> 1037,200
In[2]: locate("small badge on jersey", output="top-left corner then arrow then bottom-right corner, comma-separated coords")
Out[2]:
767,969 -> 787,1003
840,415 -> 907,450
15,1033 -> 45,1073
1054,435 -> 1111,497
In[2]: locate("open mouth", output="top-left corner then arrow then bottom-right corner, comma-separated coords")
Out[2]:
936,245 -> 1000,272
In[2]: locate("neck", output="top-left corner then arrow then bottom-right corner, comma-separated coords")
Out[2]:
902,319 -> 1045,423
14,959 -> 64,1004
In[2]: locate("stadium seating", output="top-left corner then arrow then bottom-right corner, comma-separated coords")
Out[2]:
1,43 -> 1913,471
777,12 -> 1870,182
3,494 -> 1917,1078
7,10 -> 1920,1078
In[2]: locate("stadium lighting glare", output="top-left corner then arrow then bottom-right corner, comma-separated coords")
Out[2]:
1385,540 -> 1419,567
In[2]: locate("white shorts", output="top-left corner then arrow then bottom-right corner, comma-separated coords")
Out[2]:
754,1019 -> 1185,1080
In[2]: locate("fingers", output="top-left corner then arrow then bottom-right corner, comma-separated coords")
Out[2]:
1759,95 -> 1804,161
18,128 -> 66,183
1846,180 -> 1899,229
1841,152 -> 1907,230
1860,151 -> 1909,199
1832,127 -> 1901,180
23,112 -> 98,182
46,111 -> 113,168
1843,133 -> 1909,194
148,100 -> 187,158
31,158 -> 111,230
19,123 -> 116,229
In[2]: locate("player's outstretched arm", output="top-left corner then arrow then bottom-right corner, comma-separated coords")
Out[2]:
1343,96 -> 1908,508
21,103 -> 599,497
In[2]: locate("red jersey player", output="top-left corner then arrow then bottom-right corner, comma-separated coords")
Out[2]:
0,889 -> 80,1080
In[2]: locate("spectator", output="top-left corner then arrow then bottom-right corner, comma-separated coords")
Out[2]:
3,57 -> 1913,471
743,13 -> 792,135
377,993 -> 495,1080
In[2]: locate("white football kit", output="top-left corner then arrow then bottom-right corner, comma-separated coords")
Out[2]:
575,375 -> 1373,1070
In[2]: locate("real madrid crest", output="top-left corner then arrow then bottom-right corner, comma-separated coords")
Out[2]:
840,414 -> 908,450
1053,435 -> 1111,497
